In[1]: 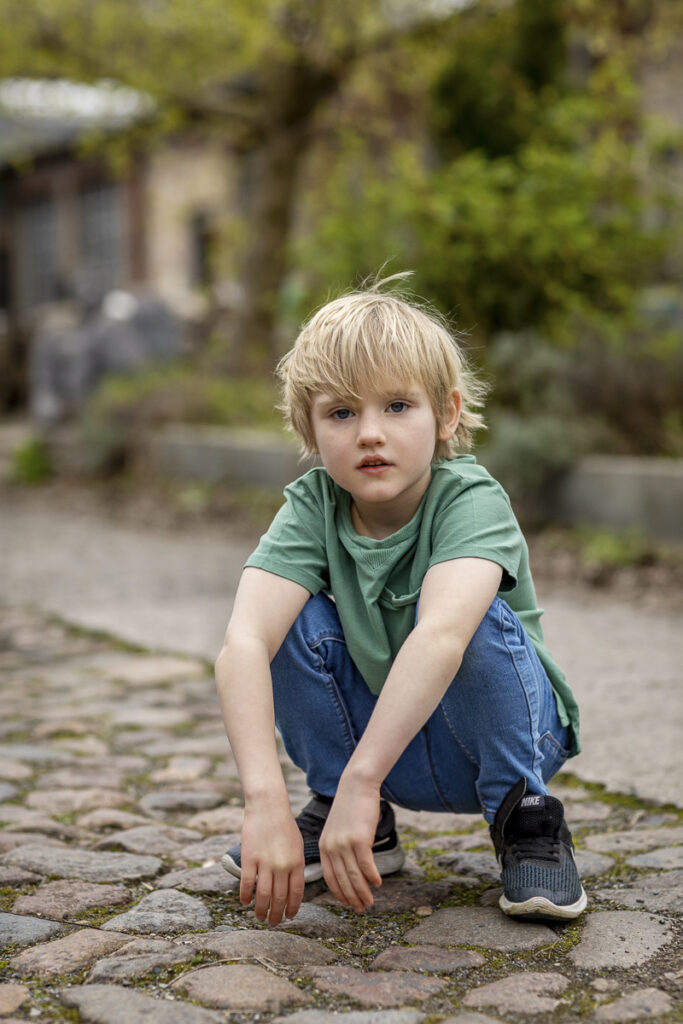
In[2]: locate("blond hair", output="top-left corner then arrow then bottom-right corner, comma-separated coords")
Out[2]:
277,275 -> 487,459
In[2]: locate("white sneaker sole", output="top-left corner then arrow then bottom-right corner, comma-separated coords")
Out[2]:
499,888 -> 587,919
221,844 -> 406,884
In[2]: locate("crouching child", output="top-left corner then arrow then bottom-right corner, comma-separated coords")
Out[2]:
215,276 -> 585,926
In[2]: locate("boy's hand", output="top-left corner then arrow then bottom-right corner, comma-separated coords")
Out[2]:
239,802 -> 305,926
319,775 -> 382,912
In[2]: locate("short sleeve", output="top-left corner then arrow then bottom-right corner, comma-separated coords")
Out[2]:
428,475 -> 523,591
244,472 -> 331,595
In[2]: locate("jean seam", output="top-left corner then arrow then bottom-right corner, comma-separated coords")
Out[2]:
309,632 -> 346,650
422,726 -> 463,812
313,647 -> 358,764
539,729 -> 569,759
497,600 -> 544,786
437,702 -> 481,769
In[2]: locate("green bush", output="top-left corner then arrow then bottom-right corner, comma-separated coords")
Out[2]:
10,438 -> 53,484
80,364 -> 282,474
478,410 -> 591,523
487,322 -> 683,457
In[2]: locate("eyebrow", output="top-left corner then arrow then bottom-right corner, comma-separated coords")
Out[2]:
311,393 -> 353,412
313,386 -> 420,410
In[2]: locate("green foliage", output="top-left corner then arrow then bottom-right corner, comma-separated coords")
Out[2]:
80,363 -> 282,473
86,364 -> 281,431
487,320 -> 683,458
574,527 -> 658,570
10,437 -> 53,484
298,74 -> 670,341
478,410 -> 589,521
430,0 -> 568,158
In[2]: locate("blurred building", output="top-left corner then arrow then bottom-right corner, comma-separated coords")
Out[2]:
0,80 -> 234,410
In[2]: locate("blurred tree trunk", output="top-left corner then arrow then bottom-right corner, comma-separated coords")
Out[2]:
227,61 -> 339,373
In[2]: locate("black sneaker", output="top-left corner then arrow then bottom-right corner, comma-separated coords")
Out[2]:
221,792 -> 405,883
490,778 -> 587,920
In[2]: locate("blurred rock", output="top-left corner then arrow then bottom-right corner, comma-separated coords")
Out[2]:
30,289 -> 182,425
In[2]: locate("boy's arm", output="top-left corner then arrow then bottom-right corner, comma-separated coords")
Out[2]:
215,567 -> 311,925
319,556 -> 503,912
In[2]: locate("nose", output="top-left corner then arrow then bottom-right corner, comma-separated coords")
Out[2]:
356,409 -> 385,447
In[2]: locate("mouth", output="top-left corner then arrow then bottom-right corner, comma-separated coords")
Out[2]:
358,457 -> 392,473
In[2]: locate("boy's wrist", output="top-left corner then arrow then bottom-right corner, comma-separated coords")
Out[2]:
243,779 -> 291,811
341,757 -> 384,791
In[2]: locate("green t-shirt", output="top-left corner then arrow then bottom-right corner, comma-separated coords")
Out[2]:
245,457 -> 580,756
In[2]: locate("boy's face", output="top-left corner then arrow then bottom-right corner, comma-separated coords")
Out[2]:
310,380 -> 461,538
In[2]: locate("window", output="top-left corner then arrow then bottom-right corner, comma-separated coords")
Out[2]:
78,182 -> 124,296
189,210 -> 215,288
18,198 -> 58,309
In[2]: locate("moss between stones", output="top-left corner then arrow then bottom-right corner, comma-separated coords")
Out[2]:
556,771 -> 683,819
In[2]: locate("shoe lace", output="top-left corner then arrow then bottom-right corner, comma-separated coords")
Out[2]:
508,834 -> 561,864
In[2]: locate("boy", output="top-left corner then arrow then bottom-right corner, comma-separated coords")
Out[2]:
215,277 -> 585,928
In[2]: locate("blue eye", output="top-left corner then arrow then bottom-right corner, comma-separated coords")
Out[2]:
388,401 -> 408,413
332,408 -> 352,420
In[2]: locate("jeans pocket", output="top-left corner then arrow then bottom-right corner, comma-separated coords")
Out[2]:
538,730 -> 570,781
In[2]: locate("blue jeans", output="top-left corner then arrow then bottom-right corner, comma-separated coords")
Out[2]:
271,593 -> 570,824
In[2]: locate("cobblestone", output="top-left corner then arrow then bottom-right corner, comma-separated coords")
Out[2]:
314,877 -> 455,914
171,963 -> 313,1012
593,987 -> 674,1022
626,845 -> 683,870
271,902 -> 354,938
568,910 -> 674,968
0,983 -> 29,1015
593,870 -> 683,912
61,984 -> 223,1023
11,879 -> 131,919
370,944 -> 486,972
9,928 -> 129,977
582,825 -> 683,854
1,843 -> 162,880
100,888 -> 213,933
403,907 -> 559,951
86,937 -> 197,982
0,602 -> 681,1024
92,823 -> 202,854
439,1015 -> 504,1024
461,971 -> 570,1014
272,1012 -> 428,1024
184,926 -> 340,965
306,965 -> 446,1006
0,911 -> 64,946
155,863 -> 239,892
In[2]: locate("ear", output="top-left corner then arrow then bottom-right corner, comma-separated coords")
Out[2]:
437,389 -> 462,442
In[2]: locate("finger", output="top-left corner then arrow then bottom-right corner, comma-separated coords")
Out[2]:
320,851 -> 350,907
285,864 -> 305,921
330,852 -> 371,913
267,878 -> 290,927
239,862 -> 257,908
253,868 -> 273,922
357,848 -> 382,890
345,850 -> 376,910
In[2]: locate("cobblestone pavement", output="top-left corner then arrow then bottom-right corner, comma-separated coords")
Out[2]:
1,607 -> 681,1023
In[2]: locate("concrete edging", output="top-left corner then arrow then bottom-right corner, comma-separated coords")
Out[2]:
553,454 -> 683,543
142,425 -> 317,489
